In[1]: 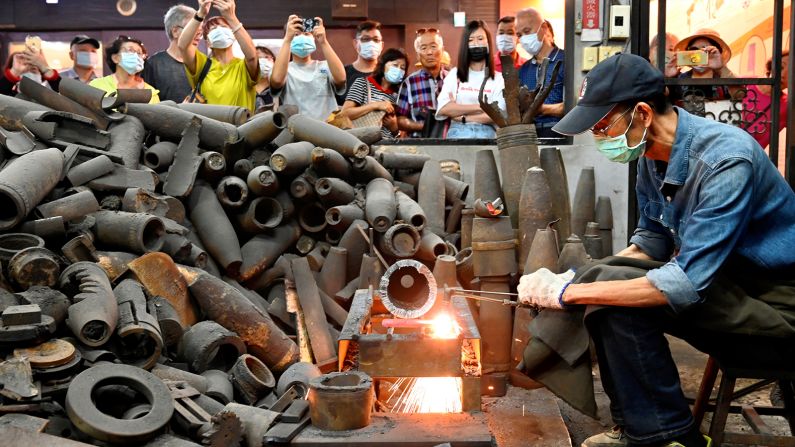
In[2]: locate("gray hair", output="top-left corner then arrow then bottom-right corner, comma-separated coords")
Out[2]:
164,4 -> 196,41
414,32 -> 444,53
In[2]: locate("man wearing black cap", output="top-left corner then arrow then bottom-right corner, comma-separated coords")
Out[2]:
59,35 -> 101,83
518,53 -> 795,447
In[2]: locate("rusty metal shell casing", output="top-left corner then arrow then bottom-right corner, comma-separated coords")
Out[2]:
201,369 -> 234,404
540,147 -> 572,246
122,187 -> 186,223
35,190 -> 99,222
325,203 -> 364,231
595,196 -> 614,257
163,116 -> 203,199
364,178 -> 396,233
416,229 -> 448,262
228,354 -> 275,404
185,270 -> 300,373
432,254 -> 460,290
417,160 -> 446,236
67,154 -> 115,186
238,110 -> 286,148
393,181 -> 416,200
377,151 -> 431,170
179,320 -> 247,373
144,141 -> 178,171
558,234 -> 590,272
310,147 -> 351,179
496,124 -> 540,227
288,114 -> 369,159
92,211 -> 166,253
352,155 -> 393,183
472,149 -> 504,205
290,174 -> 316,202
239,220 -> 301,282
461,208 -> 474,249
113,279 -> 163,370
0,92 -> 52,131
247,165 -> 279,196
20,217 -> 66,240
270,141 -> 315,176
234,158 -> 254,178
188,181 -> 243,277
378,223 -> 421,259
150,363 -> 208,393
455,247 -> 475,291
18,76 -> 112,129
338,220 -> 369,282
308,371 -> 374,431
298,202 -> 328,233
0,148 -> 63,231
172,102 -> 250,126
216,176 -> 249,209
59,262 -> 118,347
379,259 -> 437,319
149,296 -> 184,348
316,246 -> 347,297
272,127 -> 295,147
518,167 -> 555,272
395,190 -> 427,231
315,177 -> 355,207
8,247 -> 61,289
583,222 -> 604,260
443,175 -> 470,205
471,216 -> 518,277
199,151 -> 227,182
346,126 -> 382,145
479,277 -> 512,384
571,167 -> 596,238
124,102 -> 240,152
237,197 -> 284,233
523,227 -> 559,274
107,115 -> 145,169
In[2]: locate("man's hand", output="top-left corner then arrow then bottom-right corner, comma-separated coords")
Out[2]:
312,17 -> 327,45
213,0 -> 236,22
197,0 -> 212,17
284,15 -> 302,42
518,268 -> 575,309
704,45 -> 723,70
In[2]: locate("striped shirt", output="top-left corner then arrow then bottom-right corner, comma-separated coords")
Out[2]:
396,67 -> 448,137
346,76 -> 398,139
518,46 -> 565,127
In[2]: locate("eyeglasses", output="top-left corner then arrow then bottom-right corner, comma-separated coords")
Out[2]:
416,28 -> 439,35
116,35 -> 146,53
358,37 -> 383,44
591,107 -> 632,137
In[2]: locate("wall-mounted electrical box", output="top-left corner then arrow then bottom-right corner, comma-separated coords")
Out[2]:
599,45 -> 623,62
609,5 -> 630,39
582,47 -> 599,71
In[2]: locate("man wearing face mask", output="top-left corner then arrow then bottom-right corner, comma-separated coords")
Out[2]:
269,14 -> 346,122
516,8 -> 565,143
336,21 -> 383,105
142,4 -> 197,103
518,53 -> 795,447
178,0 -> 259,110
494,16 -> 526,73
59,35 -> 101,83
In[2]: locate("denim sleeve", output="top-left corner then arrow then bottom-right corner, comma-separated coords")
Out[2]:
629,166 -> 674,261
647,158 -> 755,313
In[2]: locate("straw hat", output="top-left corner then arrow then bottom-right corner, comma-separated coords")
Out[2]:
674,28 -> 731,65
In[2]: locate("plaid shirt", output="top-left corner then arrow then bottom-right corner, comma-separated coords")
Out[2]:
518,46 -> 565,127
396,67 -> 448,136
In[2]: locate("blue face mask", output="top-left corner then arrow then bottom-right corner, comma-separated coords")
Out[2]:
384,66 -> 405,84
594,108 -> 648,163
119,52 -> 144,75
290,35 -> 316,58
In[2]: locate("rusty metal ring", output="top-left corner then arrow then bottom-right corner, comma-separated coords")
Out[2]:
378,259 -> 437,319
65,363 -> 174,444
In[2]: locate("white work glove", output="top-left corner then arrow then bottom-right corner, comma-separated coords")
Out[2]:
517,268 -> 575,309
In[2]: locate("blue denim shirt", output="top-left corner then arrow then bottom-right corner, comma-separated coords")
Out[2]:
631,107 -> 795,313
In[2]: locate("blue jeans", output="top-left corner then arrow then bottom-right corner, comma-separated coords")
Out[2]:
446,122 -> 496,139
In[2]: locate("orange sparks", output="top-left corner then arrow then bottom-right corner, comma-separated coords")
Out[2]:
387,377 -> 463,413
429,313 -> 461,339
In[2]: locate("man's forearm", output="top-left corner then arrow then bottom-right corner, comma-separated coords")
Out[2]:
398,116 -> 423,132
320,42 -> 346,88
563,276 -> 668,307
615,244 -> 654,260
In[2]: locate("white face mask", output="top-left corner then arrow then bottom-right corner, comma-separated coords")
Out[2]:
496,35 -> 516,54
75,51 -> 99,68
21,71 -> 42,83
519,23 -> 544,55
259,58 -> 273,77
208,26 -> 235,49
358,41 -> 382,60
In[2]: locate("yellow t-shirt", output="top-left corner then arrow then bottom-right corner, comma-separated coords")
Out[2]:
88,75 -> 160,104
187,51 -> 258,111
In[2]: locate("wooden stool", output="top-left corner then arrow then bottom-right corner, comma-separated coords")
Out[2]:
691,355 -> 795,446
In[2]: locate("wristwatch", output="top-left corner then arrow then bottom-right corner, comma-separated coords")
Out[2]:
461,115 -> 467,124
194,13 -> 204,22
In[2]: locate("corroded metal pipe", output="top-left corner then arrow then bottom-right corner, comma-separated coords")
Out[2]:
124,103 -> 240,152
113,279 -> 164,370
364,178 -> 396,233
216,176 -> 249,209
182,268 -> 300,373
311,147 -> 351,179
288,115 -> 369,159
378,223 -> 421,258
352,155 -> 393,183
171,102 -> 250,125
18,76 -> 111,129
377,151 -> 430,170
92,210 -> 166,253
239,220 -> 301,282
518,167 -> 555,272
315,177 -> 355,207
378,259 -> 437,319
270,141 -> 315,176
298,202 -> 328,233
228,354 -> 275,404
395,191 -> 426,231
107,115 -> 145,169
540,147 -> 571,246
35,190 -> 99,222
59,262 -> 118,347
417,160 -> 445,235
0,148 -> 63,231
0,92 -> 52,131
325,203 -> 364,231
238,110 -> 286,148
188,181 -> 242,277
67,155 -> 115,186
179,320 -> 247,373
237,197 -> 283,232
144,141 -> 178,171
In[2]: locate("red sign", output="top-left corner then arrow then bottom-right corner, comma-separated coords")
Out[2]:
583,0 -> 600,30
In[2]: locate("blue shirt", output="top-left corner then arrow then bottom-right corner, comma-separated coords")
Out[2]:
632,107 -> 795,313
518,46 -> 565,126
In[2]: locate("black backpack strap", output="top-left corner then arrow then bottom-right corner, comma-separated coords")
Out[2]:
189,57 -> 212,102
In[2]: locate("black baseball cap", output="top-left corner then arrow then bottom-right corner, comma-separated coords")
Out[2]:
70,35 -> 100,49
552,53 -> 665,136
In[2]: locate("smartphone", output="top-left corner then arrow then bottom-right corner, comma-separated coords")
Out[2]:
676,50 -> 708,67
25,35 -> 42,53
302,17 -> 319,33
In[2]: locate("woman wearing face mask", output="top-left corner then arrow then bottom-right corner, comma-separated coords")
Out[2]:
341,48 -> 409,139
177,0 -> 259,111
89,36 -> 160,103
0,49 -> 61,97
254,46 -> 276,112
436,20 -> 505,139
672,29 -> 738,103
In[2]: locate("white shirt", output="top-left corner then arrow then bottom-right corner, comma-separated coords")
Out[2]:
271,60 -> 345,122
435,67 -> 506,120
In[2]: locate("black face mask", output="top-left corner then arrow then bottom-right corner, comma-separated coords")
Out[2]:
468,46 -> 489,62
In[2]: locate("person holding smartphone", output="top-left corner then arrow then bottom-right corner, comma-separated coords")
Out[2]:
672,29 -> 738,102
1,36 -> 61,96
269,14 -> 346,121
